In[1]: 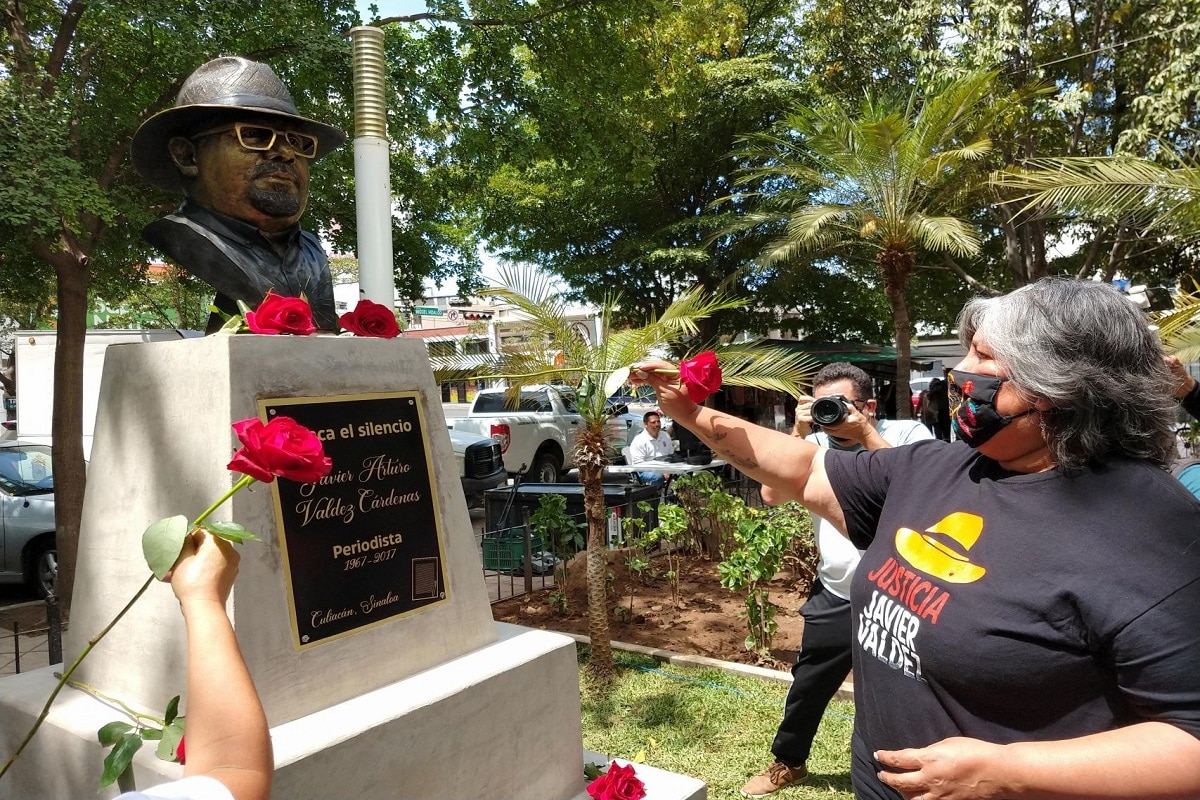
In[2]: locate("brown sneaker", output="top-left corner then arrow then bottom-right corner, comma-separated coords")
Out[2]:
740,760 -> 809,797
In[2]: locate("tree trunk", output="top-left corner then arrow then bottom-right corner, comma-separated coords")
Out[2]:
46,248 -> 91,610
578,461 -> 614,679
880,248 -> 914,420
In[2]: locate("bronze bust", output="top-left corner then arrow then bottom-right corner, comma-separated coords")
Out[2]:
132,57 -> 346,333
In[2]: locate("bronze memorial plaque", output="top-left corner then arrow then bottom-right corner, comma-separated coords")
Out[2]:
259,391 -> 448,648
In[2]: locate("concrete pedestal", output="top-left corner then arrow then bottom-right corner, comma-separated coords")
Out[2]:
62,335 -> 497,726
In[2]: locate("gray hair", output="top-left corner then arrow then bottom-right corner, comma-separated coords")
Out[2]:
957,278 -> 1176,470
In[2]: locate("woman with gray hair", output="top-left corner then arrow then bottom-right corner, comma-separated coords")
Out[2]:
634,278 -> 1200,800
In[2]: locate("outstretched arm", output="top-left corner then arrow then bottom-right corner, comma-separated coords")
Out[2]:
166,532 -> 272,800
633,360 -> 845,530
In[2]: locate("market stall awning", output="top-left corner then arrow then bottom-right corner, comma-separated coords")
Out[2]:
765,340 -> 934,381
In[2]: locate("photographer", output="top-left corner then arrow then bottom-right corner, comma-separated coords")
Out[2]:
744,363 -> 931,797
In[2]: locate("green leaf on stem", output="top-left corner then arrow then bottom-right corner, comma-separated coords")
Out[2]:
163,695 -> 180,725
216,314 -> 245,335
99,732 -> 142,789
97,721 -> 133,746
603,366 -> 631,399
203,521 -> 261,543
142,515 -> 189,579
140,728 -> 163,741
156,719 -> 185,762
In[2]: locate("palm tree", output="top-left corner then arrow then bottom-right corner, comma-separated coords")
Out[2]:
991,155 -> 1200,240
433,266 -> 815,678
991,156 -> 1200,357
725,70 -> 997,416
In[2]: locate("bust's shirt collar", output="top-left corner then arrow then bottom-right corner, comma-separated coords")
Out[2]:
177,199 -> 300,247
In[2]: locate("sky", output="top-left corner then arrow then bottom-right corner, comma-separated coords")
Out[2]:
356,0 -> 429,22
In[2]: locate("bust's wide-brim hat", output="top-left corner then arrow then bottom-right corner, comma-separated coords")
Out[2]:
132,56 -> 346,192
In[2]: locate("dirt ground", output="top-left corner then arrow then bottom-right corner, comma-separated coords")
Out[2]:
490,548 -> 812,669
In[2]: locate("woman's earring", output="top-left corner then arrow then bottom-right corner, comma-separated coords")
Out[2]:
1038,412 -> 1050,442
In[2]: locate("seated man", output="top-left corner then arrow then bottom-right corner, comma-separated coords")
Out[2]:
627,411 -> 674,486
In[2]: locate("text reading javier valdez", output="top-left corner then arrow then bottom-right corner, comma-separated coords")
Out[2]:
260,391 -> 448,649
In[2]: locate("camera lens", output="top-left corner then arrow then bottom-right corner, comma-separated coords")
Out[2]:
811,396 -> 849,426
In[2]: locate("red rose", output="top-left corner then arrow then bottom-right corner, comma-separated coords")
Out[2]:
175,736 -> 186,765
227,416 -> 333,483
245,291 -> 317,336
586,762 -> 646,800
339,299 -> 400,338
678,350 -> 722,403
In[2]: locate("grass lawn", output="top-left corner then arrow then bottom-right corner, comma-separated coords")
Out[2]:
579,648 -> 855,800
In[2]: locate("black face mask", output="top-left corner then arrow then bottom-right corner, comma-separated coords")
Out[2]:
945,368 -> 1036,448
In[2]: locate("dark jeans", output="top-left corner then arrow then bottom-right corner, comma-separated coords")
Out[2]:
771,579 -> 853,767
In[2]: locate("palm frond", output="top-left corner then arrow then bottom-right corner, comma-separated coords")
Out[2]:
1154,282 -> 1200,352
710,342 -> 821,399
908,213 -> 982,258
991,156 -> 1200,234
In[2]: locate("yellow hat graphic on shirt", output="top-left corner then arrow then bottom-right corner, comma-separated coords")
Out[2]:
895,511 -> 987,584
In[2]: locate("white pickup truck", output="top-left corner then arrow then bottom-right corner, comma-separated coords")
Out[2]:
452,385 -> 644,483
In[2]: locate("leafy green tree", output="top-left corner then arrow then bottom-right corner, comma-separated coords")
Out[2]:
433,266 -> 815,678
0,0 -> 361,606
727,71 -> 997,415
429,0 -> 809,337
896,0 -> 1200,287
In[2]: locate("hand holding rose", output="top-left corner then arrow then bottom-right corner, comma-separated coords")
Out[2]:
631,351 -> 723,420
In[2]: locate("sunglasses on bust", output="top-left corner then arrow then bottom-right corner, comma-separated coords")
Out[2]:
191,122 -> 318,158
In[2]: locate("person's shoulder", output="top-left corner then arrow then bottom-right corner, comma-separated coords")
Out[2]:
877,418 -> 936,444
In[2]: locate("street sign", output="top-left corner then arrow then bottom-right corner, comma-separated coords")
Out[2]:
413,306 -> 441,317
447,309 -> 461,322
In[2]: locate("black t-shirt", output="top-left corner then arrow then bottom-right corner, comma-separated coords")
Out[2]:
825,439 -> 1200,800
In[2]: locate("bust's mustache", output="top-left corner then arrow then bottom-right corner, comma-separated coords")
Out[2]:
252,162 -> 300,181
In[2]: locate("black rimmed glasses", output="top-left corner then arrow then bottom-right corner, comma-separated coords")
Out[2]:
192,122 -> 318,158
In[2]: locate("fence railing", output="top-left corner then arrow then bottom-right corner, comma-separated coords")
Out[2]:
1,596 -> 65,676
480,468 -> 764,604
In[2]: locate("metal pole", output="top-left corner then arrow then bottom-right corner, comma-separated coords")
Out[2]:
522,507 -> 534,594
45,594 -> 62,665
348,26 -> 395,306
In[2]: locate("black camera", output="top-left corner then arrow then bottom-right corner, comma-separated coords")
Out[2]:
811,395 -> 853,426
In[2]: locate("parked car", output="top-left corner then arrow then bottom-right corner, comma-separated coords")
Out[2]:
910,376 -> 936,413
0,441 -> 57,597
454,385 -> 643,482
450,428 -> 507,508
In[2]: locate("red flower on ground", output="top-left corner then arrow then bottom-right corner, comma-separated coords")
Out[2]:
587,762 -> 646,800
175,736 -> 186,765
245,291 -> 317,336
339,298 -> 401,338
227,416 -> 332,483
678,350 -> 722,403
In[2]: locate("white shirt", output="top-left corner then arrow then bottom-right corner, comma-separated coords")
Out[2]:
116,776 -> 234,800
628,429 -> 674,464
807,419 -> 933,600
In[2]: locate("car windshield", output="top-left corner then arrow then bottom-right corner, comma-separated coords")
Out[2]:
0,444 -> 54,496
473,390 -> 552,413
